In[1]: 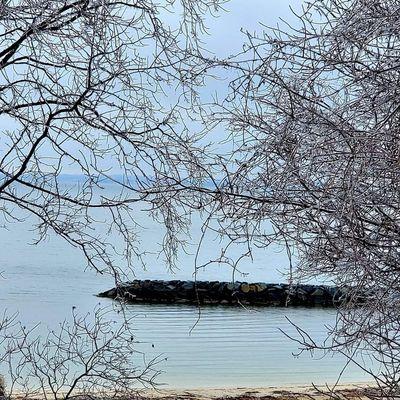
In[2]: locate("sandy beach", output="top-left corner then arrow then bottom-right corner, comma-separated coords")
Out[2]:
141,383 -> 374,400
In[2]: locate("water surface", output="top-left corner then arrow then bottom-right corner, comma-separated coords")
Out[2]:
0,200 -> 373,388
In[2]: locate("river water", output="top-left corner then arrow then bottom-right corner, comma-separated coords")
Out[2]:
0,191 -> 374,388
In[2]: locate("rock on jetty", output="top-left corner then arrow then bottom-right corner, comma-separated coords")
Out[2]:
98,280 -> 347,307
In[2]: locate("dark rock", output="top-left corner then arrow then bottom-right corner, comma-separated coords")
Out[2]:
311,288 -> 326,297
98,280 -> 344,308
226,282 -> 241,291
181,281 -> 195,291
97,287 -> 117,298
240,283 -> 250,293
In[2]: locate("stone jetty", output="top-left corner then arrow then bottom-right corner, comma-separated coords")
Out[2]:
98,280 -> 347,307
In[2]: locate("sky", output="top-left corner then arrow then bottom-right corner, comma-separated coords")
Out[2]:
201,0 -> 304,56
0,0 -> 305,176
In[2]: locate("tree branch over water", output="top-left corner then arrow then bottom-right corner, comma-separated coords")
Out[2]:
1,307 -> 161,399
0,0 -> 222,280
3,0 -> 400,397
192,0 -> 400,395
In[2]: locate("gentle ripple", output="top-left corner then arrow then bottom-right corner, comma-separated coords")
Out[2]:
0,205 -> 374,388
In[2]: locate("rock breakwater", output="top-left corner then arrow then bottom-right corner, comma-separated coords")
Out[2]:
98,280 -> 346,307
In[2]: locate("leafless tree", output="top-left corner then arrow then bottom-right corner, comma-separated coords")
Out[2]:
5,0 -> 400,396
0,0 -> 222,396
0,306 -> 161,400
181,0 -> 400,395
0,0 -> 223,281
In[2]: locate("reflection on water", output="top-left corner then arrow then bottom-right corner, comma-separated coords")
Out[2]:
0,209 -> 373,388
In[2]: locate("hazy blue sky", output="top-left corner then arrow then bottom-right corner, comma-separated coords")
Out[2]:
202,0 -> 304,56
1,1 -> 304,176
63,0 -> 305,175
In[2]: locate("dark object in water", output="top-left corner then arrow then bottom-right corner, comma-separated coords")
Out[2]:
98,280 -> 349,307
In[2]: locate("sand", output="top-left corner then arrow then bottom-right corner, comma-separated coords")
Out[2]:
141,383 -> 375,400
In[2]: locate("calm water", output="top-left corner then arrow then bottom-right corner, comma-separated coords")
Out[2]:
0,194 -> 373,388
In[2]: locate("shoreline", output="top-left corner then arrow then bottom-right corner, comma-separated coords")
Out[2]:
8,383 -> 375,400
141,383 -> 375,399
